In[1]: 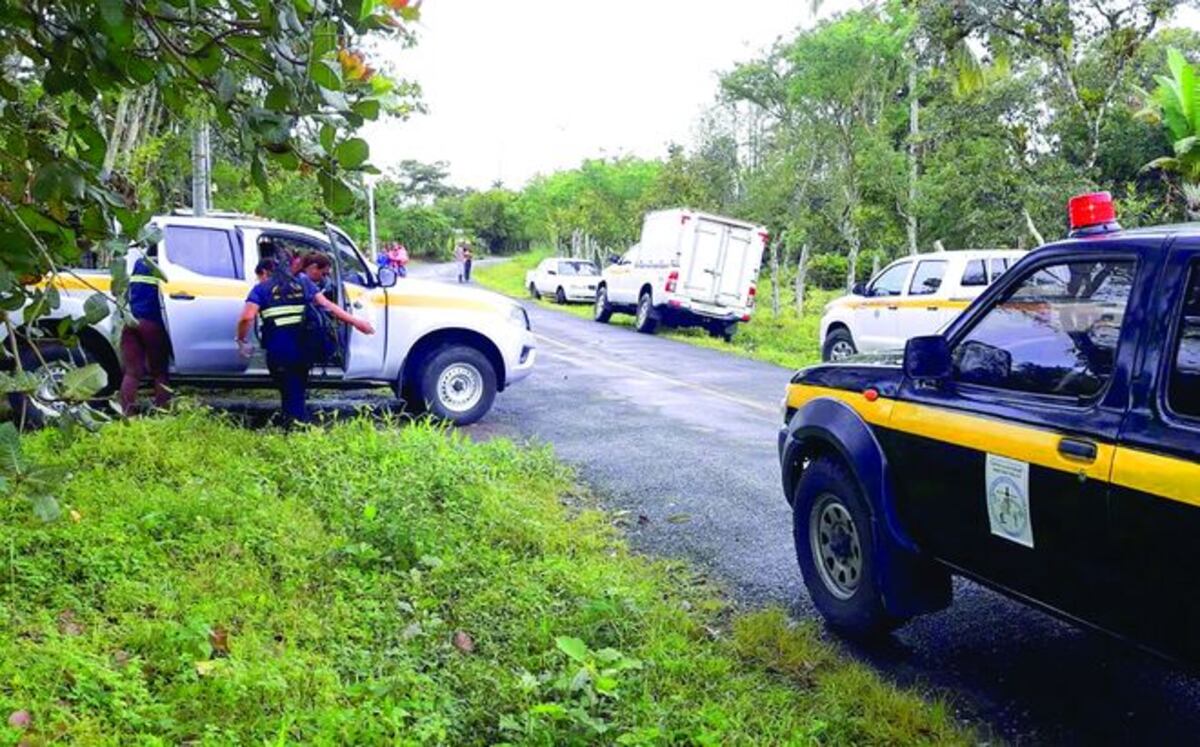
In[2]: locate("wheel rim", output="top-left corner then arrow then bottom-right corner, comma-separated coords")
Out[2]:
436,362 -> 484,414
637,297 -> 649,326
830,340 -> 855,361
809,492 -> 863,600
26,362 -> 72,420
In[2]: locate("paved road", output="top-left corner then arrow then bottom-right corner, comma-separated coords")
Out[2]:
412,263 -> 1200,742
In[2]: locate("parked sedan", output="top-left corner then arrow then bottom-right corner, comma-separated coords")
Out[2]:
526,258 -> 601,304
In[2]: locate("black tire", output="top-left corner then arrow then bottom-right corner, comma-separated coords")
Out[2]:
822,327 -> 857,362
634,292 -> 658,334
593,285 -> 613,323
792,455 -> 904,637
709,322 -> 737,343
528,282 -> 541,300
415,344 -> 497,425
8,342 -> 86,430
555,287 -> 567,304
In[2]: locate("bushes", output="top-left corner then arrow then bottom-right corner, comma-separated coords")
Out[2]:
0,412 -> 969,744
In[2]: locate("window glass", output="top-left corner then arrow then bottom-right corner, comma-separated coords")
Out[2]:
165,226 -> 238,278
559,261 -> 599,276
258,234 -> 327,268
953,260 -> 1136,399
990,258 -> 1009,281
868,262 -> 911,297
910,260 -> 947,296
329,230 -> 370,286
1168,265 -> 1200,419
962,259 -> 988,287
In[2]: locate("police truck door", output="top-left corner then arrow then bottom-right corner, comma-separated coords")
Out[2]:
326,226 -> 388,379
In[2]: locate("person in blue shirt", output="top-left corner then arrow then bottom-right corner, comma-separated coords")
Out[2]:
119,252 -> 171,413
234,258 -> 375,426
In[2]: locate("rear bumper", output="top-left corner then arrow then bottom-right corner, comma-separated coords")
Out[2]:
656,296 -> 750,325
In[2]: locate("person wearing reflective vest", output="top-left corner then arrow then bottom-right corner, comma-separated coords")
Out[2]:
234,262 -> 375,426
119,254 -> 171,413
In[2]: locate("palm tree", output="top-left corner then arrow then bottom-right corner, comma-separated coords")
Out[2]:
1137,48 -> 1200,219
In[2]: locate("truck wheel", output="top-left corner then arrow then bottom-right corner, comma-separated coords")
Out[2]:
7,342 -> 96,430
635,292 -> 658,334
528,282 -> 541,300
555,287 -> 567,304
593,286 -> 613,323
417,344 -> 497,425
709,322 -> 737,343
822,328 -> 857,362
792,455 -> 904,638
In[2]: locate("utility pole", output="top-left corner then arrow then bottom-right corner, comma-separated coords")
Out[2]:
367,179 -> 379,256
191,113 -> 210,216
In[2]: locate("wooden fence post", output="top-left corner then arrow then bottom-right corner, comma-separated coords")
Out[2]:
770,239 -> 781,318
795,243 -> 810,315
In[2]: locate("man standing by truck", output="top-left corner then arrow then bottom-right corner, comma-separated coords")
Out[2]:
234,259 -> 375,427
119,250 -> 172,413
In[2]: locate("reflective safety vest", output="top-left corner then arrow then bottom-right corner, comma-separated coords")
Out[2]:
256,273 -> 316,367
128,258 -> 164,324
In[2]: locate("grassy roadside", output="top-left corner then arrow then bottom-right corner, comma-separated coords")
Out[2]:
476,249 -> 837,371
0,411 -> 971,744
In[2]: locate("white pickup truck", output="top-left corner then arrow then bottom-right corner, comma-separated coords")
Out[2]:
593,209 -> 767,340
9,214 -> 536,425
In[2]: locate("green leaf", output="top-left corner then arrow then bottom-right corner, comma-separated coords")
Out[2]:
1176,136 -> 1199,157
351,98 -> 381,121
59,363 -> 108,402
0,422 -> 24,473
320,123 -> 336,154
311,20 -> 338,59
82,293 -> 111,325
309,59 -> 342,91
251,154 -> 269,194
318,172 -> 357,213
555,636 -> 589,663
265,85 -> 292,112
335,138 -> 369,168
216,70 -> 238,103
29,493 -> 61,523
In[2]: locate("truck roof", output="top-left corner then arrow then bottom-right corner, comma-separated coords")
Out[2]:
153,214 -> 329,243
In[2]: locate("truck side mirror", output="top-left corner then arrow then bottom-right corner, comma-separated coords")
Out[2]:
904,335 -> 952,382
547,269 -> 557,276
377,266 -> 399,288
851,282 -> 867,296
608,255 -> 620,265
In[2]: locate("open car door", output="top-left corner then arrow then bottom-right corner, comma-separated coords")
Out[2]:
324,224 -> 389,379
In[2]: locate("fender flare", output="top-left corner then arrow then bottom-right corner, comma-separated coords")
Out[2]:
780,397 -> 950,617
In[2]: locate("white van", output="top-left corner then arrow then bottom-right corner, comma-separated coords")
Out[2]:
593,209 -> 767,340
819,249 -> 1026,361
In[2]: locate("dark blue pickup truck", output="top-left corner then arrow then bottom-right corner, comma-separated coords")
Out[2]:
779,192 -> 1200,662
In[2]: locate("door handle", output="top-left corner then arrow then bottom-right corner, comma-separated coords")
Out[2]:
926,306 -> 939,312
352,301 -> 363,310
887,305 -> 899,311
169,292 -> 195,301
1058,438 -> 1098,462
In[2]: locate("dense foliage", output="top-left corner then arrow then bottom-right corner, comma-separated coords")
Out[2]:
0,412 -> 970,744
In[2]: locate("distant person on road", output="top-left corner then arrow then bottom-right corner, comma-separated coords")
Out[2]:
119,249 -> 171,414
454,241 -> 467,283
463,244 -> 474,283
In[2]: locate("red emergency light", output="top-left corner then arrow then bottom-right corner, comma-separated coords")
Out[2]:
1068,192 -> 1118,234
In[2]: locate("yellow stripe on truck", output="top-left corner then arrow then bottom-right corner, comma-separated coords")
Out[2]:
380,294 -> 496,312
841,299 -> 972,311
788,383 -> 1199,509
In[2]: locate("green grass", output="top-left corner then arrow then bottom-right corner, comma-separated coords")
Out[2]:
0,411 -> 971,744
476,250 -> 837,371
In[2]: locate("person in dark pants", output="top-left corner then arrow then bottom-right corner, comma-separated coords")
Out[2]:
463,244 -> 473,283
119,253 -> 171,413
234,261 -> 375,427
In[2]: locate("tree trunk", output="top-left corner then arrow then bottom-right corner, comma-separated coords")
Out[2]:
907,59 -> 919,256
871,254 -> 880,279
769,239 -> 780,318
191,114 -> 210,216
102,94 -> 130,178
1022,208 -> 1045,246
795,243 -> 810,315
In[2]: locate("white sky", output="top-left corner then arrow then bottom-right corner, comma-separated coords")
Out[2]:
364,1 -> 1200,191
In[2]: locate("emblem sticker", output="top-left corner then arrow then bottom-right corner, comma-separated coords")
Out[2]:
985,454 -> 1033,548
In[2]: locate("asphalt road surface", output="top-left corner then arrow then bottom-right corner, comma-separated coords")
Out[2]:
389,263 -> 1200,742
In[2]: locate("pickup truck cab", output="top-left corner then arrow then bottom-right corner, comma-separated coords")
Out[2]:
820,249 -> 1026,361
780,193 -> 1200,662
525,257 -> 600,304
14,214 -> 536,425
594,209 -> 766,341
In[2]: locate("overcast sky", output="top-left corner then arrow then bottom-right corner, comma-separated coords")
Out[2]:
363,1 -> 1200,191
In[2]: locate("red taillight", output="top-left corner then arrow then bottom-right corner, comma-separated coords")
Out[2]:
864,388 -> 879,402
747,284 -> 756,307
758,231 -> 770,246
665,270 -> 679,293
680,213 -> 692,225
1068,192 -> 1117,233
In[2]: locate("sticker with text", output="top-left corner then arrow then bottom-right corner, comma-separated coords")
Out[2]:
986,454 -> 1033,548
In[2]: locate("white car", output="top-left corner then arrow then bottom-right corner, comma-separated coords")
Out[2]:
525,258 -> 601,303
594,209 -> 766,340
819,249 -> 1026,362
11,214 -> 536,425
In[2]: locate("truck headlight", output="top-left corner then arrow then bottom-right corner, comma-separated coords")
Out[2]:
508,304 -> 531,331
